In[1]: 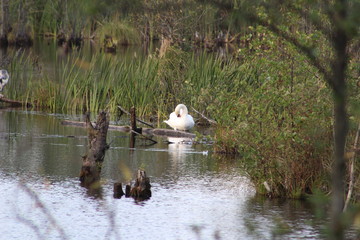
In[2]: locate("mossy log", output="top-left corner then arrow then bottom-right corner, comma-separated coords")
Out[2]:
79,111 -> 109,187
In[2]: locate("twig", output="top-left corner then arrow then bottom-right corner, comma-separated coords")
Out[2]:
343,122 -> 360,212
191,107 -> 217,125
117,105 -> 154,128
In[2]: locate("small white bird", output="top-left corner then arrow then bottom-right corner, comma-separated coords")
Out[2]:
0,69 -> 9,98
164,104 -> 195,131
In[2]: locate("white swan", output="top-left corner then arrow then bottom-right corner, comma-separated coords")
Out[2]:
164,104 -> 195,131
0,69 -> 9,98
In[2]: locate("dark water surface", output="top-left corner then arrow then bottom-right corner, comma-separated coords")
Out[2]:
0,110 -> 329,239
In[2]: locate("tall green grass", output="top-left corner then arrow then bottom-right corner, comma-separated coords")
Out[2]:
3,46 -> 247,118
4,50 -> 165,116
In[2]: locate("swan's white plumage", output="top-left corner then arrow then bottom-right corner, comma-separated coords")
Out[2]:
0,69 -> 9,98
164,104 -> 195,131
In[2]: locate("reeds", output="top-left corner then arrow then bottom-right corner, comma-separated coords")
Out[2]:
4,46 -> 246,118
58,52 -> 161,114
4,50 -> 163,116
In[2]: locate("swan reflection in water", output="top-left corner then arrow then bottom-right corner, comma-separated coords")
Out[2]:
167,137 -> 194,162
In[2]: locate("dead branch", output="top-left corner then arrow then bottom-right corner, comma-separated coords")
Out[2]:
117,105 -> 154,128
191,107 -> 217,125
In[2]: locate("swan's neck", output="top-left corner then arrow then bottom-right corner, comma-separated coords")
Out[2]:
176,106 -> 188,117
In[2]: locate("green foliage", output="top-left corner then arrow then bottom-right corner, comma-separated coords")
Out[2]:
208,26 -> 334,198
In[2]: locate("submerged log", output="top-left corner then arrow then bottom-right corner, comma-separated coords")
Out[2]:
62,120 -> 130,132
61,120 -> 195,138
0,96 -> 32,107
79,111 -> 109,187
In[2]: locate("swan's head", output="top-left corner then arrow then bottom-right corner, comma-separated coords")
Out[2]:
174,104 -> 188,117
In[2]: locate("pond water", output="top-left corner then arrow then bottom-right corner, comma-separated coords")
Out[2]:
0,109 -> 329,240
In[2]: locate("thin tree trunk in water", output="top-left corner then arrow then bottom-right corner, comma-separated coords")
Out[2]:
0,0 -> 10,46
332,88 -> 347,240
343,122 -> 360,212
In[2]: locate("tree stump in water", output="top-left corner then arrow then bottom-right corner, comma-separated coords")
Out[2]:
128,170 -> 152,200
79,111 -> 109,188
113,182 -> 125,199
114,170 -> 151,200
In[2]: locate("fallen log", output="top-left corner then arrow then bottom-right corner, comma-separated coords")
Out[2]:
61,120 -> 196,138
0,96 -> 32,107
62,120 -> 131,132
79,111 -> 110,188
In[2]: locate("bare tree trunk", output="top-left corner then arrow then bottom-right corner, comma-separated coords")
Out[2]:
0,0 -> 10,46
343,122 -> 360,212
330,10 -> 349,238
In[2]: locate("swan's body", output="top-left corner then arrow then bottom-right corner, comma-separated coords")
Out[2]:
0,70 -> 9,98
164,104 -> 195,131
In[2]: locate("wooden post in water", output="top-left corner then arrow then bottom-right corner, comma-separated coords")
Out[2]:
79,111 -> 109,188
130,106 -> 142,134
129,106 -> 142,148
